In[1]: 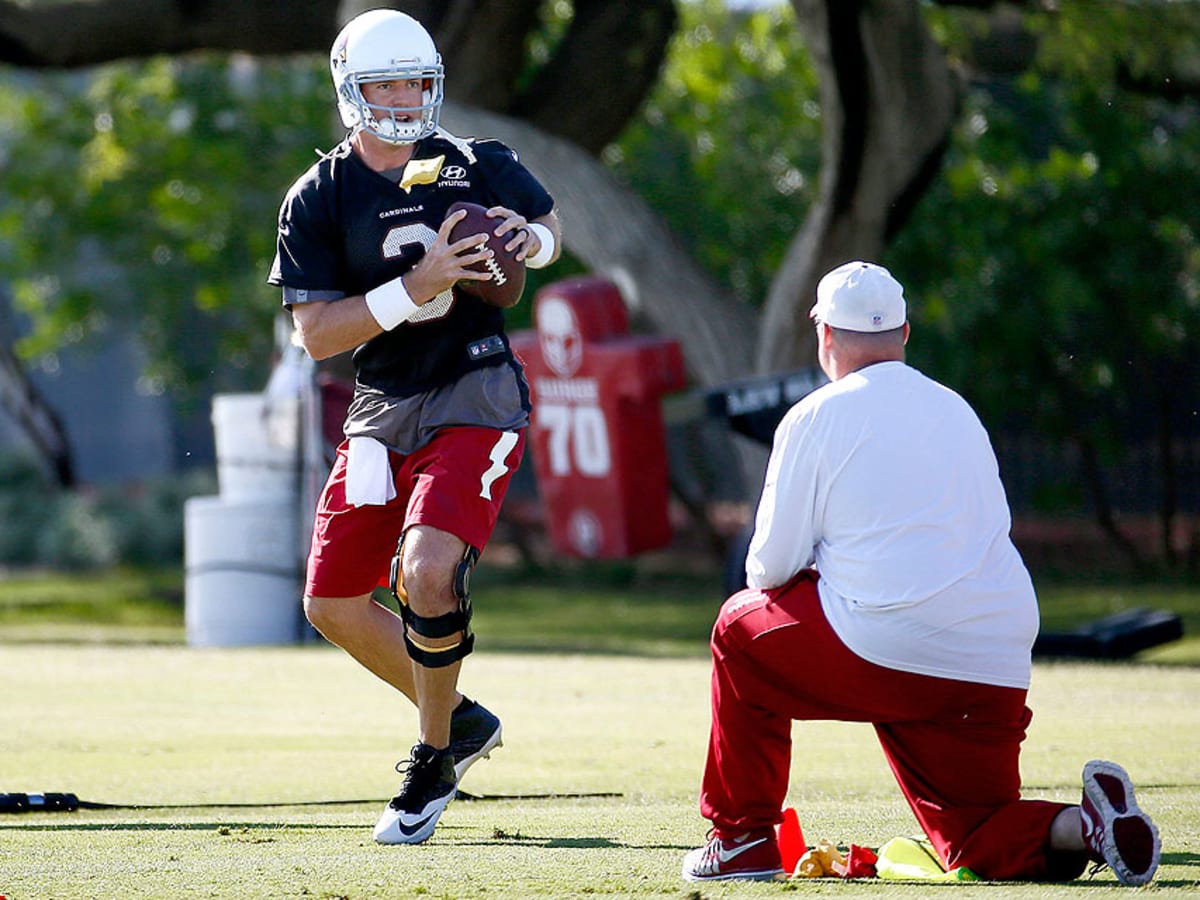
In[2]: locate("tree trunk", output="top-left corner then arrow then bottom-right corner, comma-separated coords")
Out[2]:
1077,435 -> 1149,576
0,340 -> 75,487
3,0 -> 674,153
439,102 -> 768,510
1156,381 -> 1179,569
759,0 -> 959,373
441,102 -> 758,389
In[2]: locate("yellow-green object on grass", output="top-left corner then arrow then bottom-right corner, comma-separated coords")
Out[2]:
875,837 -> 981,881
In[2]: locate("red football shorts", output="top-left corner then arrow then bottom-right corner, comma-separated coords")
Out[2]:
305,426 -> 525,599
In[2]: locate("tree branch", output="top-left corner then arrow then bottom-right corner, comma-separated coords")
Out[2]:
0,331 -> 75,486
515,0 -> 677,153
0,0 -> 340,67
757,0 -> 959,374
0,0 -> 672,153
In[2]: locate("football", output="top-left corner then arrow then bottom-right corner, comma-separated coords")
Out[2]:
446,201 -> 526,309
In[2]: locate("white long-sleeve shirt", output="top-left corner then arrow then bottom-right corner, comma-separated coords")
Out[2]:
745,361 -> 1037,689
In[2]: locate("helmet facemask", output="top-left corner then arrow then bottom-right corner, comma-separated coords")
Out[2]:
339,67 -> 444,144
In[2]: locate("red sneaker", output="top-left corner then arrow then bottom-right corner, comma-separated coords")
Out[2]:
1080,760 -> 1161,886
681,828 -> 785,882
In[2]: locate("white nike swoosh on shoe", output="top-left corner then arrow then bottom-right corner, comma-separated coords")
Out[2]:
717,837 -> 767,863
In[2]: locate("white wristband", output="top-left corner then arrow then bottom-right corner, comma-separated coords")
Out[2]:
524,222 -> 556,269
364,275 -> 419,331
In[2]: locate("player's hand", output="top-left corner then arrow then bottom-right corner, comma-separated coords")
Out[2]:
486,206 -> 542,262
406,208 -> 496,301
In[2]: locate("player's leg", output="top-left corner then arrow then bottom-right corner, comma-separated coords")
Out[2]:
302,440 -> 421,700
394,523 -> 472,749
683,620 -> 792,882
374,426 -> 523,845
395,425 -> 523,747
372,523 -> 472,845
697,570 -> 883,837
305,591 -> 416,701
699,590 -> 800,836
686,573 -> 829,882
873,690 -> 1081,880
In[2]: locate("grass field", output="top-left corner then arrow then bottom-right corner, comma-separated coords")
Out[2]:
1,568 -> 1199,898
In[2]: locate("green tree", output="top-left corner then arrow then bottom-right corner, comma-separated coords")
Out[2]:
891,62 -> 1200,574
0,57 -> 332,399
610,1 -> 1200,574
2,0 -> 1199,576
611,2 -> 821,307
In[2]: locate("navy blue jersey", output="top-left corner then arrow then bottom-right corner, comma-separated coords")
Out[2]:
269,130 -> 554,397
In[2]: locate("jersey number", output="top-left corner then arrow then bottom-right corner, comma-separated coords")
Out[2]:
381,223 -> 454,323
537,403 -> 611,478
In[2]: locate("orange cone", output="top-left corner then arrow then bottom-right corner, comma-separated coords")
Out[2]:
775,807 -> 806,873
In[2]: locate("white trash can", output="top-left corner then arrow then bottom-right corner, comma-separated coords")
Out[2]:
184,495 -> 304,647
211,393 -> 299,501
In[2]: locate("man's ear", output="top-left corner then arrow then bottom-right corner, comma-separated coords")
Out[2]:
818,321 -> 834,348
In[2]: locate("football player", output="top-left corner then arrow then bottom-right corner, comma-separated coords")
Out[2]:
269,8 -> 561,845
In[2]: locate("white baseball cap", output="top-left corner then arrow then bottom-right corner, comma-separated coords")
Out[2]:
810,261 -> 906,332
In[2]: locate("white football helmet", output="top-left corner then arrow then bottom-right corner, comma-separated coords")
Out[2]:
330,9 -> 444,145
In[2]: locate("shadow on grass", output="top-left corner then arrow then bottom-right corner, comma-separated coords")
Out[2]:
1156,849 -> 1200,883
0,822 -> 693,853
0,821 -> 364,831
461,831 -> 691,851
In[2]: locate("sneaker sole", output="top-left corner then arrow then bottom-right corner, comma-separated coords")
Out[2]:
453,724 -> 502,782
681,869 -> 785,883
1083,759 -> 1161,886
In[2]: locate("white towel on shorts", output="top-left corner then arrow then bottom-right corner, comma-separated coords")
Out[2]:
344,437 -> 396,506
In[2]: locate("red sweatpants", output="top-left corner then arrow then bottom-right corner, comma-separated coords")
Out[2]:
699,571 -> 1087,881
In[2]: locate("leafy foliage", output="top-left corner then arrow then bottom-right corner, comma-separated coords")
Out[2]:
0,449 -> 215,569
878,11 -> 1200,575
612,1 -> 1200,570
0,55 -> 333,402
609,0 -> 820,305
891,57 -> 1200,521
1,2 -> 1198,573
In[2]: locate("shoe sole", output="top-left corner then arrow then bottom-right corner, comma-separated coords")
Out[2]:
1083,759 -> 1161,886
681,869 -> 785,883
453,723 -> 502,782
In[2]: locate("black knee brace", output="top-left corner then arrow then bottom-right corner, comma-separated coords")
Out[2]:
390,536 -> 479,669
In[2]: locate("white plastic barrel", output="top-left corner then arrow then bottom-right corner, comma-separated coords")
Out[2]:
211,393 -> 299,501
184,495 -> 304,647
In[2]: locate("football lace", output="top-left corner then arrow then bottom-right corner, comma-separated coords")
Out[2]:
483,256 -> 507,285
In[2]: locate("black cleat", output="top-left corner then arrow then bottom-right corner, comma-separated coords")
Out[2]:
449,697 -> 503,782
374,743 -> 457,845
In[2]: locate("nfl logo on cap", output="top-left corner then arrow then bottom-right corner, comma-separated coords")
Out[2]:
810,261 -> 907,333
